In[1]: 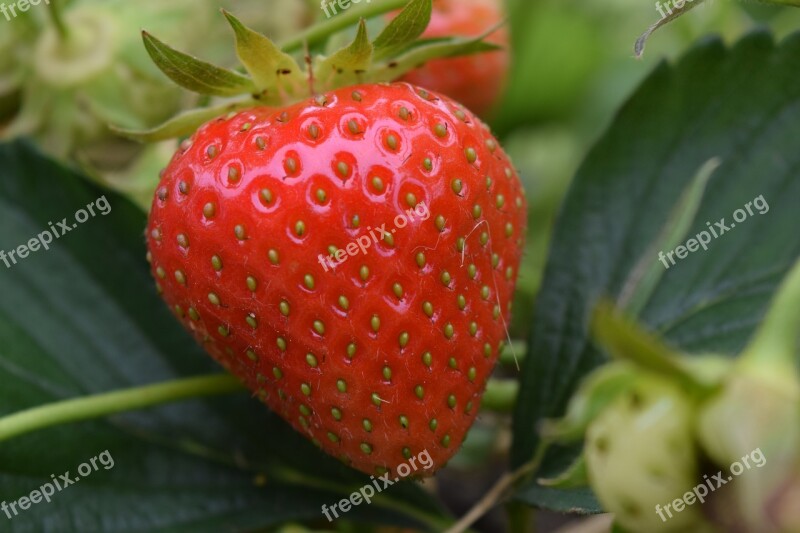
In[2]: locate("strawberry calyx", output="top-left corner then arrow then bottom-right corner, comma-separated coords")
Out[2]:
116,0 -> 502,142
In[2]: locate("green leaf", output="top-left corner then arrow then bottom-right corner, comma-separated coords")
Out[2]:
511,31 -> 800,512
222,10 -> 305,96
512,483 -> 600,515
111,101 -> 256,142
315,19 -> 373,89
590,301 -> 710,393
0,141 -> 451,532
142,31 -> 257,96
372,0 -> 432,60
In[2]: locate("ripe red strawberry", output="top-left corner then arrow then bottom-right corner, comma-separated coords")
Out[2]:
398,0 -> 510,118
145,82 -> 526,475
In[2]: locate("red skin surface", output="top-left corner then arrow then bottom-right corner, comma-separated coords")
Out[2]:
146,83 -> 526,476
399,0 -> 510,118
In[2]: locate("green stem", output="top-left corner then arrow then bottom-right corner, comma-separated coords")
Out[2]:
280,0 -> 408,52
481,379 -> 519,413
0,374 -> 244,443
499,340 -> 527,367
48,0 -> 69,42
444,443 -> 548,533
505,500 -> 533,533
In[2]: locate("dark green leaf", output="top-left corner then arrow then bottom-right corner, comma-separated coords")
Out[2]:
513,484 -> 600,515
142,31 -> 256,96
0,141 -> 451,532
617,157 -> 719,316
512,31 -> 800,511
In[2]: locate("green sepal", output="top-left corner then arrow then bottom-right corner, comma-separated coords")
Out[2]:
368,33 -> 502,83
142,31 -> 256,97
222,10 -> 305,97
591,300 -> 718,393
539,362 -> 638,443
538,453 -> 589,489
315,19 -> 373,89
111,101 -> 256,142
372,0 -> 432,61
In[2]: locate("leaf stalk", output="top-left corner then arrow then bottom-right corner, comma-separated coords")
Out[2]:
0,374 -> 244,443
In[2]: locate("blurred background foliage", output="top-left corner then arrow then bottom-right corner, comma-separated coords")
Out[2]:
0,0 -> 310,206
1,0 -> 800,530
498,0 -> 800,337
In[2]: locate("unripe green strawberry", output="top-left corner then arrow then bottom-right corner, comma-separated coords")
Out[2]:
542,304 -> 725,532
545,259 -> 800,533
584,373 -> 707,532
146,82 -> 526,475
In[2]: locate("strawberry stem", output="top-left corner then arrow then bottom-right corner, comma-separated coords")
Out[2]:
481,379 -> 519,413
504,501 -> 533,533
445,443 -> 549,533
280,0 -> 408,53
0,374 -> 244,443
499,340 -> 527,366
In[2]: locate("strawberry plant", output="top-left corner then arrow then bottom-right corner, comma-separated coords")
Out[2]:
1,1 -> 799,532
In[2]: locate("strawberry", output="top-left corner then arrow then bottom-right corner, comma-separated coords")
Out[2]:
398,0 -> 510,118
130,4 -> 526,476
